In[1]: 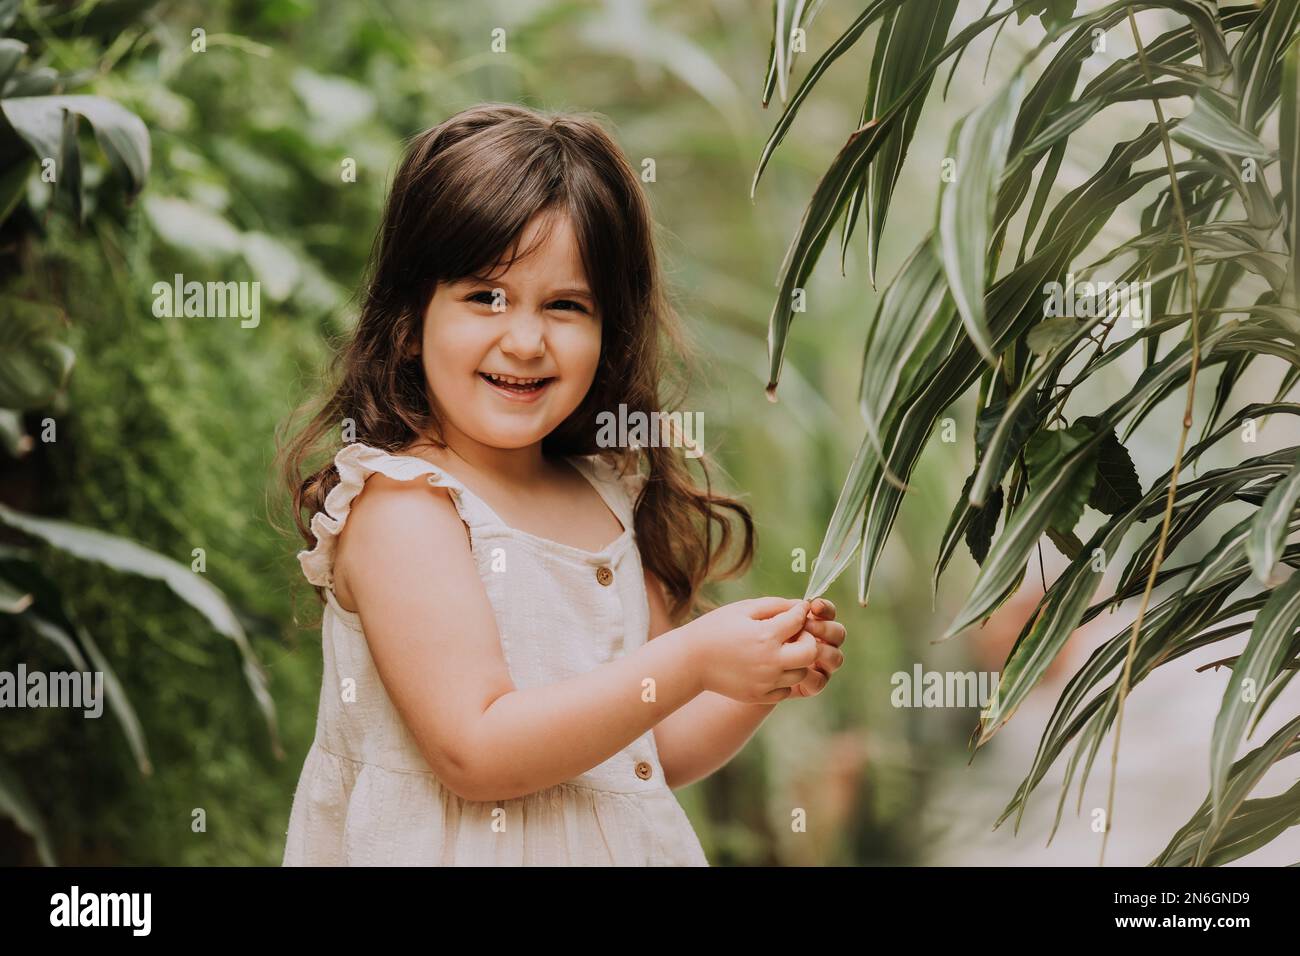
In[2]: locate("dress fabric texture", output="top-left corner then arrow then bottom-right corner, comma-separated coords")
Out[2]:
282,441 -> 709,866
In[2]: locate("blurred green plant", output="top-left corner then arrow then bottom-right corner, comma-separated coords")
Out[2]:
2,0 -> 963,866
0,0 -> 276,864
759,0 -> 1300,865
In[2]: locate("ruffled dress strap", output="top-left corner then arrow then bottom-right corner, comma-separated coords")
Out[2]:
297,441 -> 494,589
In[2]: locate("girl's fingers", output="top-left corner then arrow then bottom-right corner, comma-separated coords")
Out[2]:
809,598 -> 837,621
760,686 -> 795,703
778,630 -> 819,669
803,617 -> 847,647
774,666 -> 810,689
802,669 -> 829,696
746,596 -> 805,620
817,641 -> 845,673
766,601 -> 811,641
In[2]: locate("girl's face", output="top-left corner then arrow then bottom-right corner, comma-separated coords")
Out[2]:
419,212 -> 601,451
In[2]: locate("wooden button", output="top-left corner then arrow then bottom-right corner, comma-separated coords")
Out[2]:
596,566 -> 614,586
634,760 -> 653,780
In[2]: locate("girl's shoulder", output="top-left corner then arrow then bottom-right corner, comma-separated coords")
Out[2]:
298,442 -> 474,590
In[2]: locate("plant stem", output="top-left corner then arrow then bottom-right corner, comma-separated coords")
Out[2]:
1100,9 -> 1204,867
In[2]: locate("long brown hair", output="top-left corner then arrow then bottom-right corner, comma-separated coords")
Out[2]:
276,103 -> 754,625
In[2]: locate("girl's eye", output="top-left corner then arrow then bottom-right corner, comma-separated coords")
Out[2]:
467,291 -> 497,306
549,300 -> 588,313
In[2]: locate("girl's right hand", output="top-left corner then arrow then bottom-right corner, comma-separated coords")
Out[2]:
685,597 -> 819,704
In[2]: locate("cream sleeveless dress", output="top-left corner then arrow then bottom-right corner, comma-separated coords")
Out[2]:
282,441 -> 709,866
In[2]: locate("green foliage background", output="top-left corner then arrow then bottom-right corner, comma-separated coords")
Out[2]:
1,0 -> 989,865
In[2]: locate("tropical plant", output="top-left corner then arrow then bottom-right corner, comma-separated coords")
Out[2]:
757,0 -> 1300,864
0,1 -> 275,864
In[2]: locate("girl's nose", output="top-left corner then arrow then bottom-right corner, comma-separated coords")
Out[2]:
499,310 -> 547,359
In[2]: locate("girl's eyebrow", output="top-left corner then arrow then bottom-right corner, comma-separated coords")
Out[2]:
460,275 -> 593,299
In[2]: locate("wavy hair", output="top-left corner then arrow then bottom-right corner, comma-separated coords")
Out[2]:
277,103 -> 754,625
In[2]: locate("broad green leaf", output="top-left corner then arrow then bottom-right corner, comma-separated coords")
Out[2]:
965,485 -> 1003,565
0,503 -> 281,757
1024,421 -> 1095,534
1246,446 -> 1300,583
25,614 -> 152,776
1077,419 -> 1141,516
1157,718 -> 1300,866
1197,780 -> 1300,865
1209,569 -> 1300,828
0,95 -> 150,196
1025,316 -> 1082,355
935,72 -> 1026,365
1016,0 -> 1077,29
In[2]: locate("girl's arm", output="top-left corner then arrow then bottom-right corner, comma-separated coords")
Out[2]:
335,474 -> 707,803
646,568 -> 783,790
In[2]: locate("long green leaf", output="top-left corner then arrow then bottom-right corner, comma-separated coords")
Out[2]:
935,72 -> 1025,365
856,0 -> 960,285
1282,33 -> 1300,309
1246,446 -> 1300,583
1208,569 -> 1300,827
0,504 -> 281,757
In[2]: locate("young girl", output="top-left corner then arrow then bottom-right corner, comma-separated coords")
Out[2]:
278,103 -> 848,866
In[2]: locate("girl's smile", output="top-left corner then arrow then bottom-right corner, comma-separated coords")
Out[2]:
419,210 -> 601,451
477,371 -> 556,403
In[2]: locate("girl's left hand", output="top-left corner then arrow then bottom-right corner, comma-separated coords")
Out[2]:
786,598 -> 846,699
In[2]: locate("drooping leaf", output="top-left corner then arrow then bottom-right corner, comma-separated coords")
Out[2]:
1246,446 -> 1300,583
1025,315 -> 1082,355
974,395 -> 1037,492
0,95 -> 151,196
1016,0 -> 1077,30
854,0 -> 960,284
965,484 -> 1004,565
0,754 -> 55,865
1075,417 -> 1142,516
1282,35 -> 1300,309
935,72 -> 1026,365
0,503 -> 281,757
1209,570 -> 1300,829
1171,89 -> 1273,160
25,614 -> 152,777
1024,421 -> 1096,534
857,238 -> 956,463
1155,716 -> 1300,866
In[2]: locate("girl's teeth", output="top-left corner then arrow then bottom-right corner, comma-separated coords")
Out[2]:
483,373 -> 548,391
